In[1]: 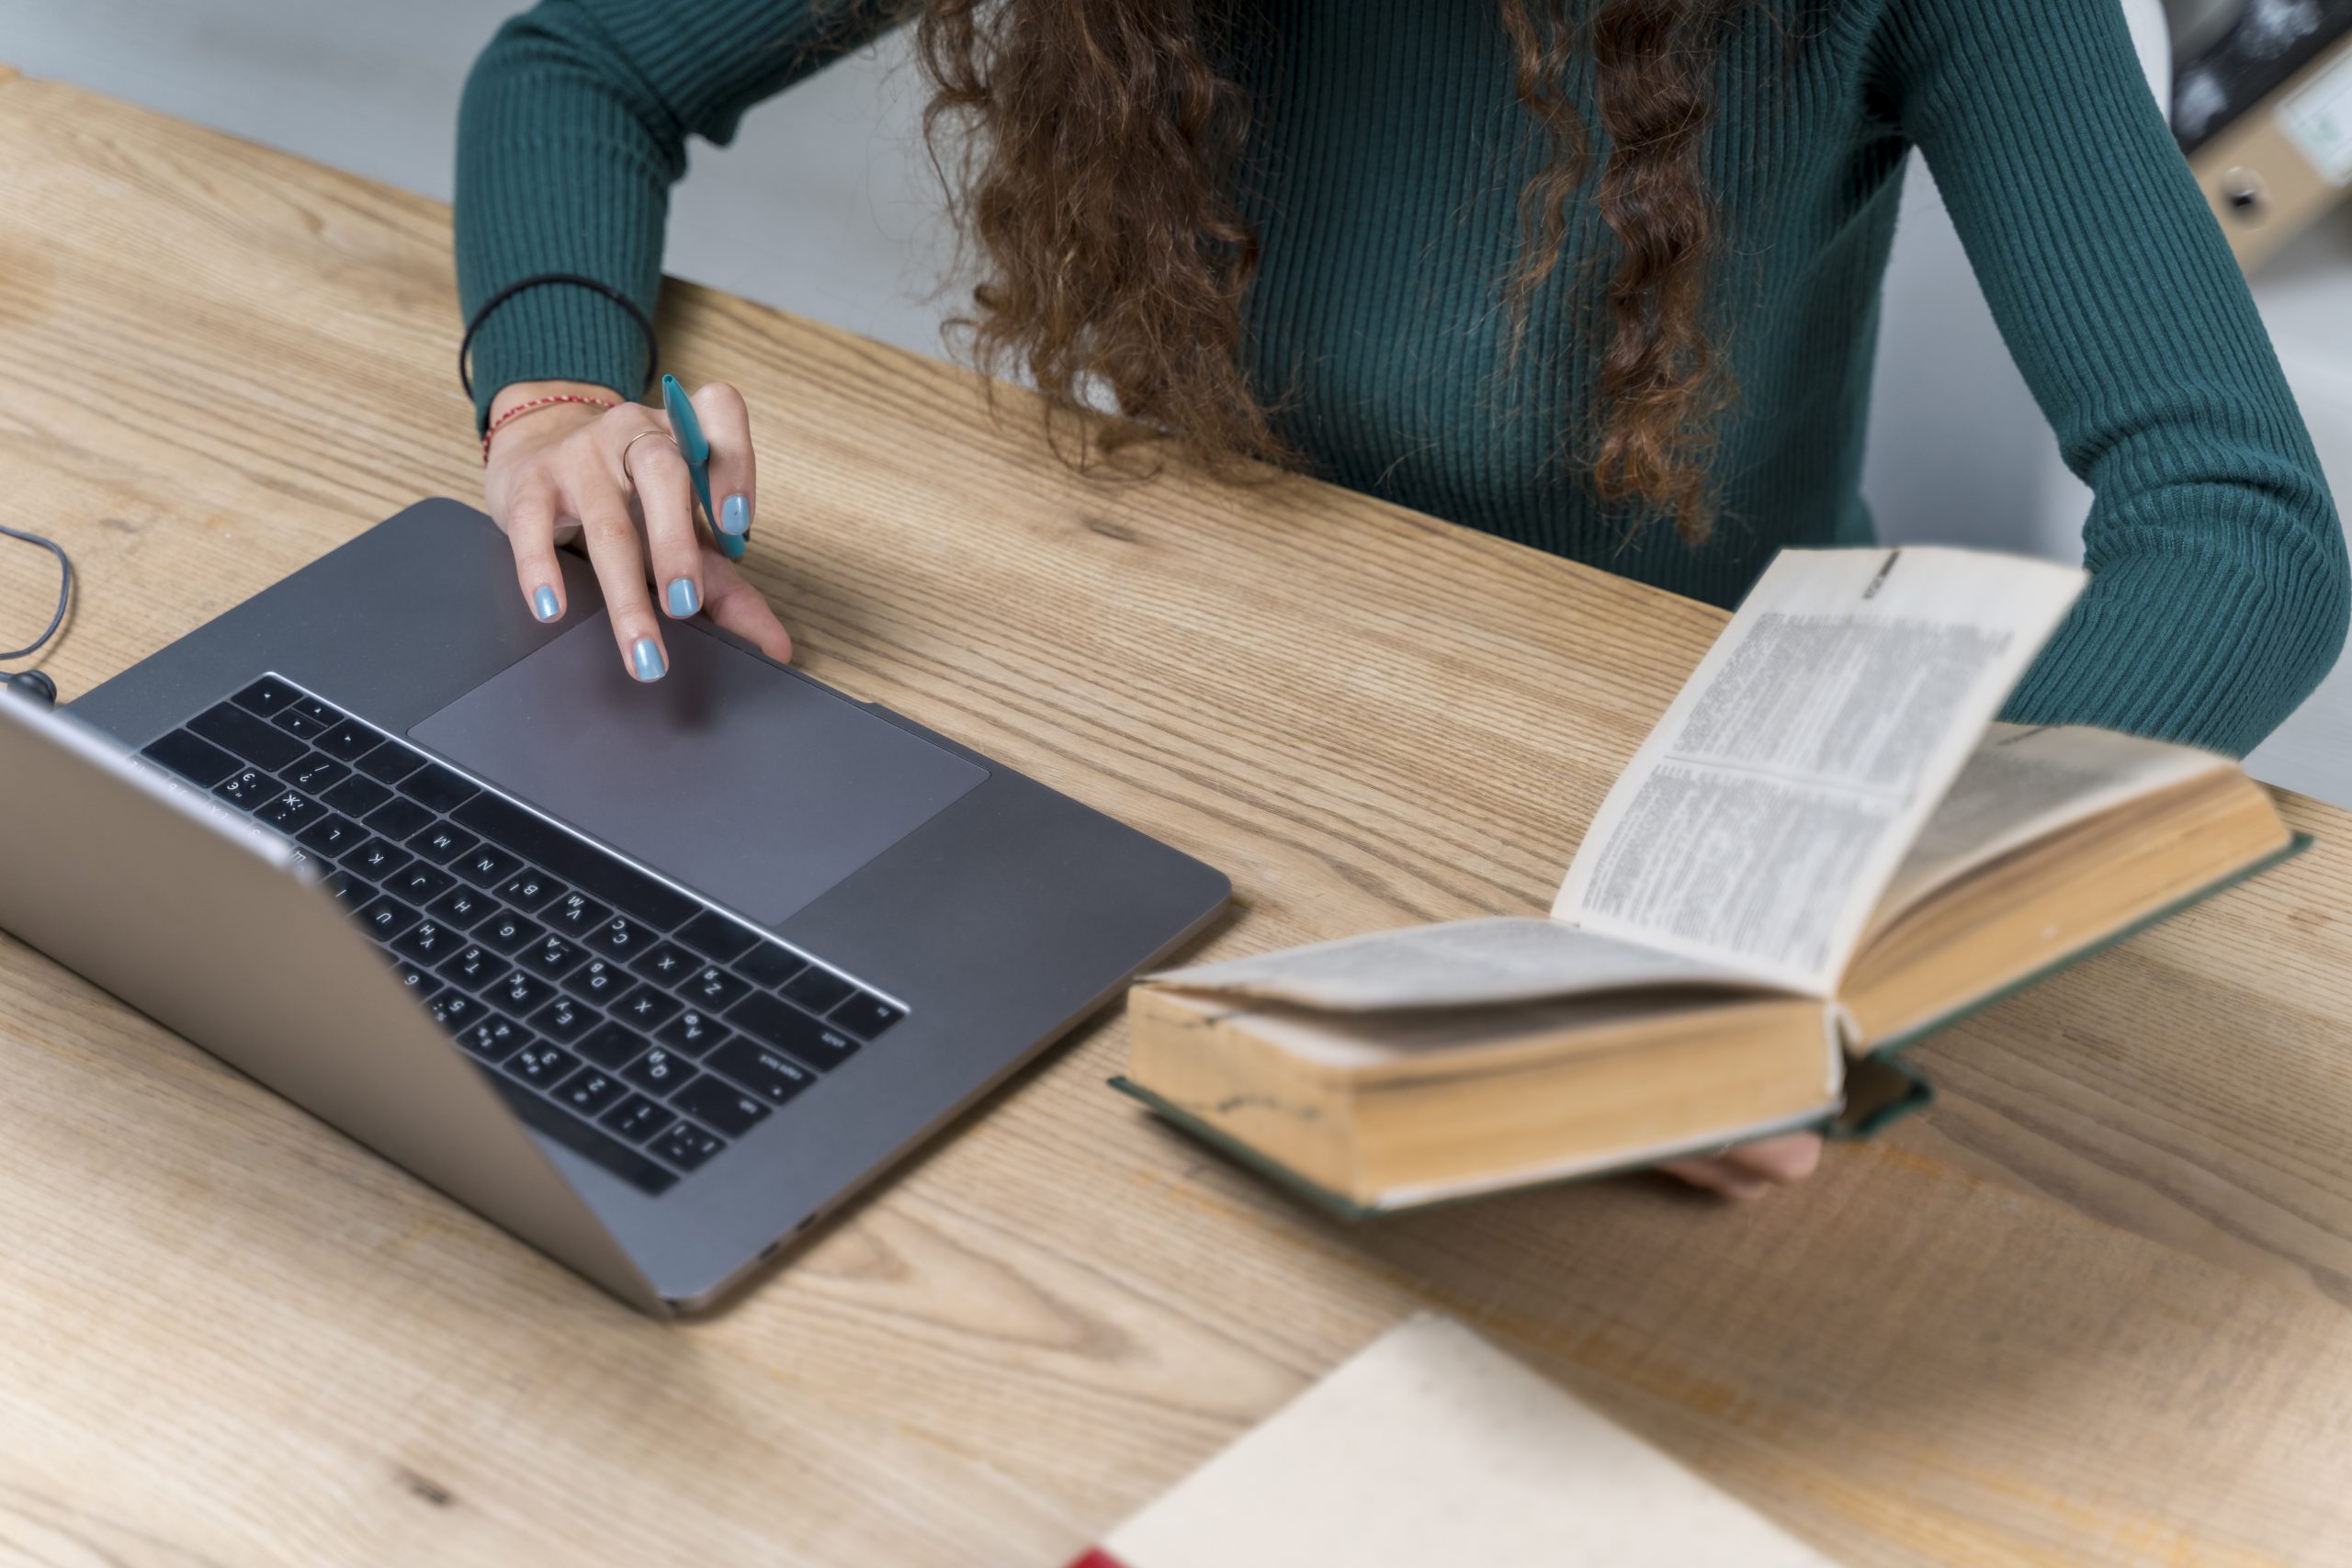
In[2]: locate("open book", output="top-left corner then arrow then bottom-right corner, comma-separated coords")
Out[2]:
1117,547 -> 2305,1213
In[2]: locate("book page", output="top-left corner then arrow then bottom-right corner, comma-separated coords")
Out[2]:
1553,547 -> 2085,993
1148,917 -> 1773,1011
1096,1314 -> 1839,1568
1872,722 -> 2232,921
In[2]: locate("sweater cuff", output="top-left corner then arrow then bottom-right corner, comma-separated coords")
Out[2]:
2001,545 -> 2350,756
466,277 -> 654,432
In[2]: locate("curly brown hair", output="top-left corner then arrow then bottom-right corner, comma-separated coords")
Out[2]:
910,0 -> 1747,547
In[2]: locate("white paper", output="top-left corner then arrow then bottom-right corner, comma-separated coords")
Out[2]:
1872,721 -> 2230,920
1553,547 -> 2085,993
1148,917 -> 1770,1011
1103,1314 -> 1839,1568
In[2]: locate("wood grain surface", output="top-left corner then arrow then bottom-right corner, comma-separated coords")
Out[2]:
2,70 -> 2350,1568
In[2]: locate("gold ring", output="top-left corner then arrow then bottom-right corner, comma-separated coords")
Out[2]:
617,427 -> 676,486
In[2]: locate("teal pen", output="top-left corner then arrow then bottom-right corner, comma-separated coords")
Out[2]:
662,374 -> 746,561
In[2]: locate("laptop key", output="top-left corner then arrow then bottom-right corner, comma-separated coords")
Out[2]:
189,701 -> 308,771
627,941 -> 697,986
341,836 -> 413,883
397,762 -> 480,815
621,1046 -> 698,1098
497,867 -> 568,914
736,941 -> 807,990
321,868 -> 369,908
343,731 -> 418,778
231,675 -> 302,719
272,707 -> 332,742
355,895 -> 423,942
429,990 -> 481,1032
706,1038 -> 815,1108
390,959 -> 442,1002
427,886 -> 500,930
364,796 -> 434,841
542,891 -> 610,935
599,1093 -> 676,1145
564,957 -> 631,1005
829,990 -> 907,1042
574,1021 -> 645,1071
438,942 -> 510,990
780,965 -> 855,1015
291,694 -> 344,727
321,773 -> 393,818
459,1014 -> 531,1064
555,1066 -> 629,1118
279,751 -> 350,796
726,992 -> 862,1071
254,788 -> 322,835
529,995 -> 595,1043
673,909 -> 759,964
649,1120 -> 725,1174
388,862 -> 457,905
490,1076 -> 677,1196
682,964 -> 753,1012
611,983 -> 682,1032
656,1009 -> 730,1058
520,932 -> 590,979
295,812 -> 363,857
407,822 -> 479,865
391,918 -> 464,965
670,1076 -> 768,1138
141,728 -> 240,787
213,766 -> 275,809
492,969 -> 555,1016
505,1043 -> 579,1087
477,911 -> 543,955
584,914 -> 656,961
456,844 -> 523,890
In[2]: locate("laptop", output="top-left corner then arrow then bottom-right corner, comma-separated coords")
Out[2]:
0,500 -> 1228,1314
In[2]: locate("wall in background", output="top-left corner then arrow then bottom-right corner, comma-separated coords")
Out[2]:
6,0 -> 2347,799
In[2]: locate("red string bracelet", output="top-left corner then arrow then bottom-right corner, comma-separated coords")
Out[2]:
481,394 -> 618,463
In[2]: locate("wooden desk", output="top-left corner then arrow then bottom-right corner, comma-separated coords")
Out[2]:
3,68 -> 2349,1566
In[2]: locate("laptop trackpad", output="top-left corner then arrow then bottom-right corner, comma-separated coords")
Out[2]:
409,615 -> 986,928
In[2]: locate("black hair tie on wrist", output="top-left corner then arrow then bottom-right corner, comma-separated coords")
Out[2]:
458,272 -> 660,403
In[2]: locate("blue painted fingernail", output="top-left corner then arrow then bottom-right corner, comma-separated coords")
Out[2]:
720,493 -> 750,536
630,637 -> 666,682
665,577 -> 700,617
532,585 -> 560,623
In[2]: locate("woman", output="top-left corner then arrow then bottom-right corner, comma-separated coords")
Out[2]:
455,0 -> 2346,1197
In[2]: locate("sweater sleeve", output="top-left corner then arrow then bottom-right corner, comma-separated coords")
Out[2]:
1873,0 -> 2348,755
456,0 -> 901,429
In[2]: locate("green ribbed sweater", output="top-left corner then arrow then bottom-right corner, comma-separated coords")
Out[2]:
456,0 -> 2348,755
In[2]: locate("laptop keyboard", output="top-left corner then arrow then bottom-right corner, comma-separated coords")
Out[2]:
134,674 -> 908,1197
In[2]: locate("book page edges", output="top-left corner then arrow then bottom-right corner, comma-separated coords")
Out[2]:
1857,832 -> 2312,1060
1109,1077 -> 1839,1217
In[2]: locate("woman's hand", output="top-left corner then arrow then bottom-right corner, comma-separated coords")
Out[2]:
481,378 -> 793,682
1660,1132 -> 1823,1201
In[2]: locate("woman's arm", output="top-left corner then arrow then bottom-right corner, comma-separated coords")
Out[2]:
458,0 -> 898,424
1875,0 -> 2349,755
458,0 -> 900,679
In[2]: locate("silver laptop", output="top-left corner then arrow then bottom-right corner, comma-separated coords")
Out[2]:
0,501 -> 1227,1314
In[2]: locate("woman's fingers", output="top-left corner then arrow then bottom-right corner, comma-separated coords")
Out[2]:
1658,1133 -> 1824,1201
1658,1156 -> 1771,1201
697,544 -> 794,664
573,479 -> 669,682
503,479 -> 566,624
622,429 -> 706,622
690,379 -> 757,546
